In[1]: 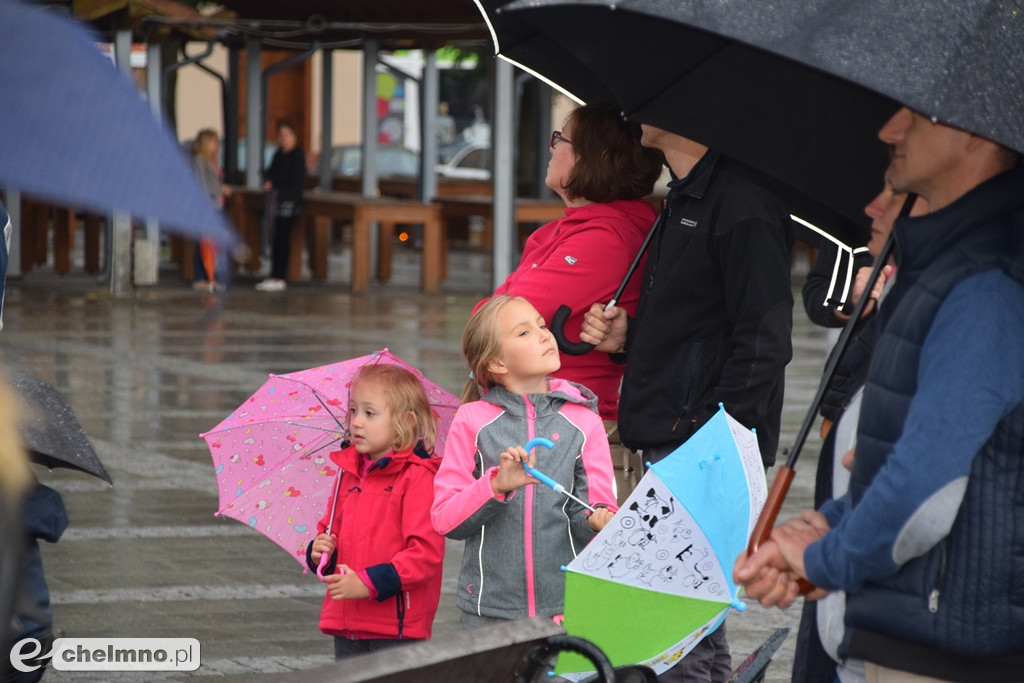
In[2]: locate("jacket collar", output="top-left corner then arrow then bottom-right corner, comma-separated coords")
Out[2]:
665,148 -> 720,200
893,164 -> 1024,274
328,442 -> 433,472
482,378 -> 599,416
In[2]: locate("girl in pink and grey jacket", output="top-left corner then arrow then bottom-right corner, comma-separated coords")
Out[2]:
431,296 -> 618,623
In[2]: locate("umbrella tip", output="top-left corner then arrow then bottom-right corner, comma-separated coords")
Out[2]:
731,598 -> 747,613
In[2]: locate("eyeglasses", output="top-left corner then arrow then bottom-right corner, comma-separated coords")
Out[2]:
550,130 -> 572,148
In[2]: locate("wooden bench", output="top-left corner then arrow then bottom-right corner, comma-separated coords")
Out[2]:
433,195 -> 566,251
432,195 -> 567,279
18,197 -> 103,275
226,188 -> 443,293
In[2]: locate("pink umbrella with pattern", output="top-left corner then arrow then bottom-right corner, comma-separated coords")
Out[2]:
200,348 -> 460,569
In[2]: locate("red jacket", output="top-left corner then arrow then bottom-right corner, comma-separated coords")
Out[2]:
487,199 -> 657,419
307,445 -> 445,640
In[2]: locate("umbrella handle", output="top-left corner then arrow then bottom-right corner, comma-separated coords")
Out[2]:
550,305 -> 596,356
747,466 -> 815,595
316,549 -> 344,580
549,207 -> 664,357
522,438 -> 597,513
316,553 -> 329,579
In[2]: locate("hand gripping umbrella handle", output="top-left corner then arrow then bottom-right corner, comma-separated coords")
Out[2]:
550,305 -> 595,356
522,438 -> 596,512
550,205 -> 665,357
747,466 -> 814,595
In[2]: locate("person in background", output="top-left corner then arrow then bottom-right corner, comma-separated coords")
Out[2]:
791,185 -> 927,683
431,296 -> 616,629
482,103 -> 662,503
256,119 -> 306,292
190,129 -> 232,292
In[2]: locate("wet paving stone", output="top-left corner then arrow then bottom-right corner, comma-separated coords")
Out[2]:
1,246 -> 829,681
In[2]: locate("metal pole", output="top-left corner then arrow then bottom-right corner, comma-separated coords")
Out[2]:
361,40 -> 379,197
318,48 -> 334,190
535,85 -> 553,199
225,47 -> 240,183
420,50 -> 440,202
111,29 -> 134,295
244,37 -> 262,190
361,40 -> 380,275
492,59 -> 516,289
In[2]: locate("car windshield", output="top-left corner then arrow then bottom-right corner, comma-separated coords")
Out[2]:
332,146 -> 419,177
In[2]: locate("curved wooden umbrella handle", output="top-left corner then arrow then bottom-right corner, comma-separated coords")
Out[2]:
748,466 -> 815,595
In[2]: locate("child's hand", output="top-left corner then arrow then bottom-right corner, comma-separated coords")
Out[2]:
587,507 -> 615,532
310,533 -> 337,563
490,446 -> 538,495
323,564 -> 371,600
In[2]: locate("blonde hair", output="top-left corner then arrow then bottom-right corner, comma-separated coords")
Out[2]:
352,364 -> 437,454
192,129 -> 219,163
460,295 -> 526,403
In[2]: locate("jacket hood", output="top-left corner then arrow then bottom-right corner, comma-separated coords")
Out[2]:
563,199 -> 655,243
329,443 -> 441,474
481,377 -> 600,416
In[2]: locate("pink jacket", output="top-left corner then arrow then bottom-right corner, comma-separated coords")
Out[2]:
431,380 -> 618,619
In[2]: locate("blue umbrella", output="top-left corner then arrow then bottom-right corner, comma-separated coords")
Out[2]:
0,1 -> 235,246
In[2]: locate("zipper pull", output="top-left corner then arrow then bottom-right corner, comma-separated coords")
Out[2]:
928,588 -> 939,613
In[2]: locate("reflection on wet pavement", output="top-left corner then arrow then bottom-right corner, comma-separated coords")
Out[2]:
0,246 -> 830,681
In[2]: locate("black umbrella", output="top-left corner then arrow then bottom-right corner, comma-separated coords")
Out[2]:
488,0 -> 899,241
488,0 -> 1024,558
4,370 -> 112,485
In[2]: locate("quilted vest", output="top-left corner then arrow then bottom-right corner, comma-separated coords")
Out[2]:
842,165 -> 1024,671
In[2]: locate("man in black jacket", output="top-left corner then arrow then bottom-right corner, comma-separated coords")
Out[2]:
581,125 -> 794,683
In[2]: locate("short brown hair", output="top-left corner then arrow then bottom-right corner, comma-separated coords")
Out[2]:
560,103 -> 663,203
352,364 -> 437,454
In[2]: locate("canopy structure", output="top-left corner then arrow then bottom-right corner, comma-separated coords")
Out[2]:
24,0 -> 533,290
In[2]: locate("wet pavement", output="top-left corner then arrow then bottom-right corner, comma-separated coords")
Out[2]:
1,241 -> 833,681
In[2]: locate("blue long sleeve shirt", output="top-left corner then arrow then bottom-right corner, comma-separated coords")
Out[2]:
805,269 -> 1024,592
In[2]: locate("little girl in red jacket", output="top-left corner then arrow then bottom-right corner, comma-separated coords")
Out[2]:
307,364 -> 446,660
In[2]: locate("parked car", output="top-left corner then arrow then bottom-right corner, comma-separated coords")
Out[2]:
330,144 -> 420,177
435,142 -> 491,181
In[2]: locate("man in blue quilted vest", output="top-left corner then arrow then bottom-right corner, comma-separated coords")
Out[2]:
735,106 -> 1024,683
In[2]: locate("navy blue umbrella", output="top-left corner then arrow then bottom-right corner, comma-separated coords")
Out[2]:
0,1 -> 235,247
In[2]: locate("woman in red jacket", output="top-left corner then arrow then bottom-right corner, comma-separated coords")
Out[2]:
307,364 -> 445,660
483,103 -> 663,501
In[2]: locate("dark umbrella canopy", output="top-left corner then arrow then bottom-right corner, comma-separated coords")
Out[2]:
0,1 -> 235,247
490,0 -> 902,241
4,370 -> 112,485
